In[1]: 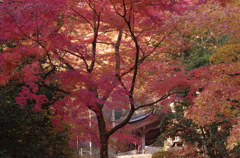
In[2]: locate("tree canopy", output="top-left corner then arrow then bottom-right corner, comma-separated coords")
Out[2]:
0,0 -> 240,157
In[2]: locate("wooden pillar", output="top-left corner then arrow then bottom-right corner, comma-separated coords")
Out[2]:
112,109 -> 115,127
89,110 -> 92,157
141,126 -> 146,154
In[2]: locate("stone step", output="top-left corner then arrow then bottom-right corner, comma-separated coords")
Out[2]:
113,154 -> 152,158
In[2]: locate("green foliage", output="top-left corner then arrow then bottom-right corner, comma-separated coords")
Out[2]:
181,35 -> 213,71
0,84 -> 75,158
157,33 -> 237,157
182,34 -> 231,71
155,100 -> 232,158
152,151 -> 165,158
232,144 -> 240,157
184,47 -> 213,71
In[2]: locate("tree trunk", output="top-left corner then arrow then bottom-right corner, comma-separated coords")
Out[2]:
100,136 -> 109,158
96,110 -> 109,158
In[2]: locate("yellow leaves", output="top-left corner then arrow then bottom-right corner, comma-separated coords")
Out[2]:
188,87 -> 230,126
224,0 -> 240,3
188,61 -> 240,126
169,0 -> 240,41
210,43 -> 240,64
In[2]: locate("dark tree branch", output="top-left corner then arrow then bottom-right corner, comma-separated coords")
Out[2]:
33,12 -> 40,42
101,29 -> 123,104
96,41 -> 115,46
71,7 -> 94,29
135,92 -> 174,110
40,84 -> 70,95
110,0 -> 126,18
87,0 -> 100,18
122,10 -> 139,96
229,73 -> 240,76
115,29 -> 123,72
120,32 -> 171,77
107,103 -> 135,137
52,50 -> 75,70
88,9 -> 100,72
122,0 -> 127,17
107,1 -> 139,137
62,49 -> 89,71
43,66 -> 56,80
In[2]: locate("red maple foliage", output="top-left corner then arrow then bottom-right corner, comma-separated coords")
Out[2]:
0,0 -> 222,157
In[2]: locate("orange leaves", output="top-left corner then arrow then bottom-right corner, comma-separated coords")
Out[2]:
0,73 -> 9,86
167,0 -> 240,42
0,44 -> 43,86
187,63 -> 240,126
210,43 -> 240,64
2,51 -> 22,73
0,50 -> 21,85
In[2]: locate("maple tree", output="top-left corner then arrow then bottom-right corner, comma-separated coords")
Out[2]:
166,0 -> 240,154
0,0 -> 228,157
140,1 -> 240,157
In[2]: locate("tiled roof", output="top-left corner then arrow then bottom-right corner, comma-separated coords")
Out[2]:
128,112 -> 151,123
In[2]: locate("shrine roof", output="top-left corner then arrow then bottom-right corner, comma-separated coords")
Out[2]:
128,112 -> 151,123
